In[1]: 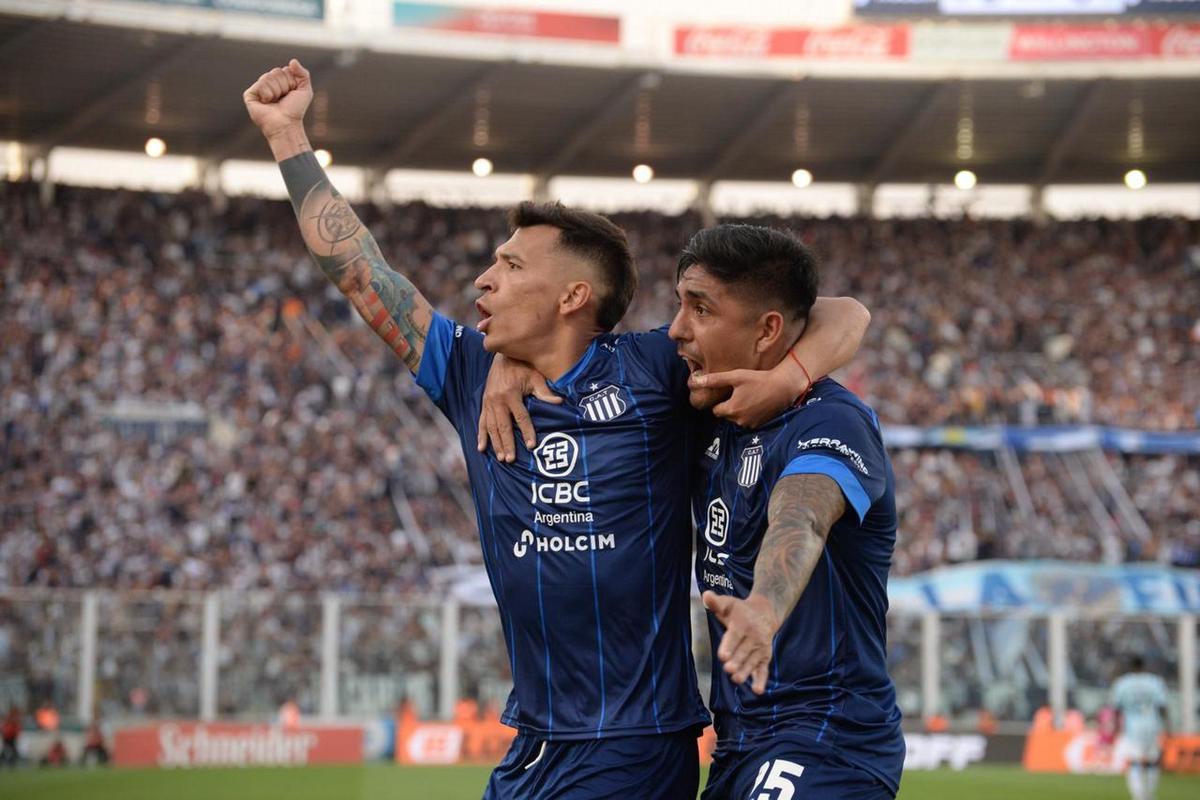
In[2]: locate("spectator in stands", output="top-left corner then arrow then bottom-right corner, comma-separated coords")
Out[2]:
82,722 -> 109,766
1,706 -> 19,767
39,737 -> 67,767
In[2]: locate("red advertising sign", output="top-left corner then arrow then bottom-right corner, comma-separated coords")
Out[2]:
674,25 -> 909,60
394,708 -> 719,765
1009,24 -> 1155,60
393,4 -> 619,44
1151,24 -> 1200,59
114,722 -> 363,768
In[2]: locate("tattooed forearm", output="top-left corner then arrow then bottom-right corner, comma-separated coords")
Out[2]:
278,151 -> 432,373
750,473 -> 846,627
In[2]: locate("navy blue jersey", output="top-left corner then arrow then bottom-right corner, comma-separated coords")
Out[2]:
692,378 -> 904,792
416,313 -> 709,740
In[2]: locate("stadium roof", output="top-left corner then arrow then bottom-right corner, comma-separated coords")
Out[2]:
2,12 -> 1199,185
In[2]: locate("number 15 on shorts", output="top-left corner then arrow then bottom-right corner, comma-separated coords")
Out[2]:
749,759 -> 805,800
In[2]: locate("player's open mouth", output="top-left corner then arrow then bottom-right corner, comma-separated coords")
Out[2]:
680,353 -> 705,377
475,301 -> 493,333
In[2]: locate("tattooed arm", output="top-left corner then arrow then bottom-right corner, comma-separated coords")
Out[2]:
702,473 -> 845,694
243,59 -> 432,372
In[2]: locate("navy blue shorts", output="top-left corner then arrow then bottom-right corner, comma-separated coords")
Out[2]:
702,734 -> 895,800
482,728 -> 700,800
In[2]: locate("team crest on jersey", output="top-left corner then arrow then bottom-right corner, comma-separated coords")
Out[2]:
704,437 -> 720,460
738,438 -> 764,488
580,384 -> 627,423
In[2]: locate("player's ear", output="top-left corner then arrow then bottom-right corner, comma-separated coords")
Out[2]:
754,309 -> 786,354
560,280 -> 593,317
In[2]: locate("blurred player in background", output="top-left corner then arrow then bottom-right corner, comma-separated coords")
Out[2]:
1112,655 -> 1170,800
669,225 -> 903,799
243,59 -> 867,798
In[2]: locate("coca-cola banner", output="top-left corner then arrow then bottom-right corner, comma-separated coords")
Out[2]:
114,722 -> 363,768
674,25 -> 910,59
674,23 -> 1200,61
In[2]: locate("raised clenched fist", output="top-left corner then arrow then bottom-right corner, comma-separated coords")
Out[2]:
243,58 -> 313,140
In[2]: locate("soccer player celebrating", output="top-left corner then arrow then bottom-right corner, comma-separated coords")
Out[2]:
1112,656 -> 1170,800
244,61 -> 869,798
669,225 -> 903,799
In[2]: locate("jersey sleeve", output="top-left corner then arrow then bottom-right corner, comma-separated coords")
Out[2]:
414,311 -> 494,433
616,325 -> 690,400
1154,677 -> 1169,709
778,400 -> 888,525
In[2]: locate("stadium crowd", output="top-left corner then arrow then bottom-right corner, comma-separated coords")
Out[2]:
2,181 -> 1198,594
1,181 -> 1197,717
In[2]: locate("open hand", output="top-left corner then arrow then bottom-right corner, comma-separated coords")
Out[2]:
689,367 -> 803,429
477,354 -> 562,462
702,590 -> 780,695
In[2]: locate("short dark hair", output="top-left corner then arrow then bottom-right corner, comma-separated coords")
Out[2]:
508,201 -> 637,332
676,224 -> 818,323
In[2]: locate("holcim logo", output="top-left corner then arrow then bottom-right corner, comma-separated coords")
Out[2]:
158,724 -> 319,767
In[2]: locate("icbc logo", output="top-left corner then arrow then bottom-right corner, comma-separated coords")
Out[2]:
531,433 -> 589,507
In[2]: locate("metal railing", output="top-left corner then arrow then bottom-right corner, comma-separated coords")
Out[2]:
0,588 -> 1194,733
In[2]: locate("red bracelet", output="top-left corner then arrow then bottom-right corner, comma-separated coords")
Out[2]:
788,350 -> 813,393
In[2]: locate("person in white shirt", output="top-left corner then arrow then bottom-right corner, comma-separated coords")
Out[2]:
1111,656 -> 1171,800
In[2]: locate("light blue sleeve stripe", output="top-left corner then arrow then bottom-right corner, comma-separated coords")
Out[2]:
414,312 -> 455,405
780,453 -> 872,524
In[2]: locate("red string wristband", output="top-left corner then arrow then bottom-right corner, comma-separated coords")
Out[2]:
788,349 -> 813,394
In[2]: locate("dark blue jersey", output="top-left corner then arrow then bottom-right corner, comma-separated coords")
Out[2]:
692,378 -> 904,792
416,313 -> 710,740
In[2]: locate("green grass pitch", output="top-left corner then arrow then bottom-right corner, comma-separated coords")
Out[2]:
1,764 -> 1198,799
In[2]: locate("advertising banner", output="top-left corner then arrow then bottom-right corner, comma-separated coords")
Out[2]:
392,3 -> 620,43
114,723 -> 363,767
396,710 -> 1020,769
1010,23 -> 1154,59
123,0 -> 325,19
889,561 -> 1200,615
674,22 -> 1200,61
855,0 -> 1200,15
1024,714 -> 1200,774
674,25 -> 910,59
882,424 -> 1200,454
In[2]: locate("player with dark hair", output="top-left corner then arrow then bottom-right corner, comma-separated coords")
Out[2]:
669,224 -> 904,799
243,60 -> 869,798
1112,655 -> 1170,800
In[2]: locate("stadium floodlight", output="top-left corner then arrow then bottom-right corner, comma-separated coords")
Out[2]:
472,157 -> 494,178
791,168 -> 813,188
314,149 -> 333,168
954,169 -> 977,191
144,137 -> 166,158
632,164 -> 654,184
1124,169 -> 1147,190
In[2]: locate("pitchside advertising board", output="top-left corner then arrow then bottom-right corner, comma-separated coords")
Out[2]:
1023,711 -> 1200,775
391,712 -> 1010,772
114,723 -> 362,767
